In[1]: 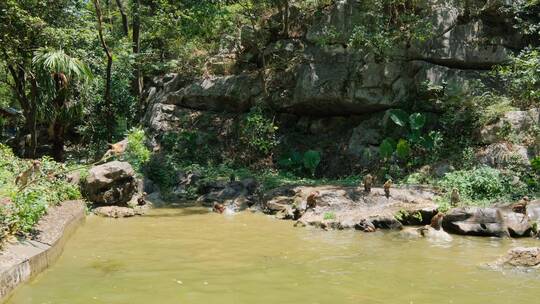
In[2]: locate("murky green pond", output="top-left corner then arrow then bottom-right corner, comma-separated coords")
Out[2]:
6,208 -> 540,304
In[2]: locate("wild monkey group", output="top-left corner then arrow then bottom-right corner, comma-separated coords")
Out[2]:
15,160 -> 41,188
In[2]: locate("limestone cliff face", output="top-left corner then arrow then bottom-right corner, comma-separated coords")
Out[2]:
142,0 -> 536,176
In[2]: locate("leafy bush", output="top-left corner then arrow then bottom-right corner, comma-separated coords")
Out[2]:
494,47 -> 540,108
278,150 -> 322,177
241,107 -> 278,156
323,212 -> 336,220
436,166 -> 511,206
0,145 -> 81,242
124,128 -> 151,174
303,150 -> 321,176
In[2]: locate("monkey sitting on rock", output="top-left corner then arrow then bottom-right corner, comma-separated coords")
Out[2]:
512,196 -> 529,214
305,191 -> 320,211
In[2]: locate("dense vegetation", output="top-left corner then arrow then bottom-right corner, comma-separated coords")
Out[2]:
0,0 -> 539,241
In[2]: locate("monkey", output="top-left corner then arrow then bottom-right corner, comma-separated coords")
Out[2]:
52,72 -> 68,91
15,160 -> 41,188
137,192 -> 147,206
102,139 -> 128,160
512,196 -> 529,214
213,203 -> 225,214
450,188 -> 460,207
305,191 -> 320,211
430,212 -> 444,230
363,174 -> 373,193
383,179 -> 392,198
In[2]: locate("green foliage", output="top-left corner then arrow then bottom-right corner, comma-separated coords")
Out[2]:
0,145 -> 80,242
435,166 -> 526,207
388,109 -> 408,127
303,150 -> 322,177
124,128 -> 151,174
323,212 -> 336,220
395,139 -> 411,159
241,107 -> 278,156
379,138 -> 395,159
532,156 -> 540,173
409,113 -> 426,131
494,47 -> 540,108
348,0 -> 434,59
278,149 -> 322,177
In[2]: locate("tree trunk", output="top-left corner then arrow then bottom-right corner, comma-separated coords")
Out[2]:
7,64 -> 37,158
93,0 -> 115,140
115,0 -> 129,37
283,0 -> 290,38
51,119 -> 65,162
132,0 -> 144,119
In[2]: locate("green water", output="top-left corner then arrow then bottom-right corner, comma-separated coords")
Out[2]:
6,208 -> 540,304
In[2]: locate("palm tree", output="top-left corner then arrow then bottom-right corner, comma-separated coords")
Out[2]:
32,49 -> 93,161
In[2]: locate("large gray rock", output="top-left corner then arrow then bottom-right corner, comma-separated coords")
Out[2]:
476,143 -> 532,168
442,207 -> 533,237
165,74 -> 261,112
264,185 -> 439,231
480,108 -> 540,144
442,207 -> 505,236
488,247 -> 540,271
84,161 -> 139,206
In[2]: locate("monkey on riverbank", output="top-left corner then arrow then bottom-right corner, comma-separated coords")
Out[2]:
450,188 -> 460,207
306,191 -> 320,211
137,192 -> 147,206
383,179 -> 392,198
213,203 -> 225,214
363,174 -> 373,193
15,160 -> 41,188
512,196 -> 529,214
430,213 -> 444,230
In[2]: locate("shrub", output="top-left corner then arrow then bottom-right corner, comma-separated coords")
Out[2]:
0,146 -> 81,241
303,150 -> 321,177
241,107 -> 278,156
323,212 -> 336,220
124,127 -> 151,174
437,166 -> 509,204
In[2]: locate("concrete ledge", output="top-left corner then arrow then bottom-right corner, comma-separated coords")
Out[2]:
0,200 -> 86,303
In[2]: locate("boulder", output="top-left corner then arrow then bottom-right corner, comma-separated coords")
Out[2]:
480,108 -> 539,144
84,161 -> 139,206
165,74 -> 261,112
476,143 -> 532,168
442,207 -> 533,237
264,185 -> 439,231
399,226 -> 453,242
488,247 -> 540,271
442,207 -> 506,237
197,178 -> 260,212
93,206 -> 145,218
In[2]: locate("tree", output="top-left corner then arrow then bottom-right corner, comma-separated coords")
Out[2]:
0,0 -> 85,158
92,0 -> 115,140
33,49 -> 92,161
